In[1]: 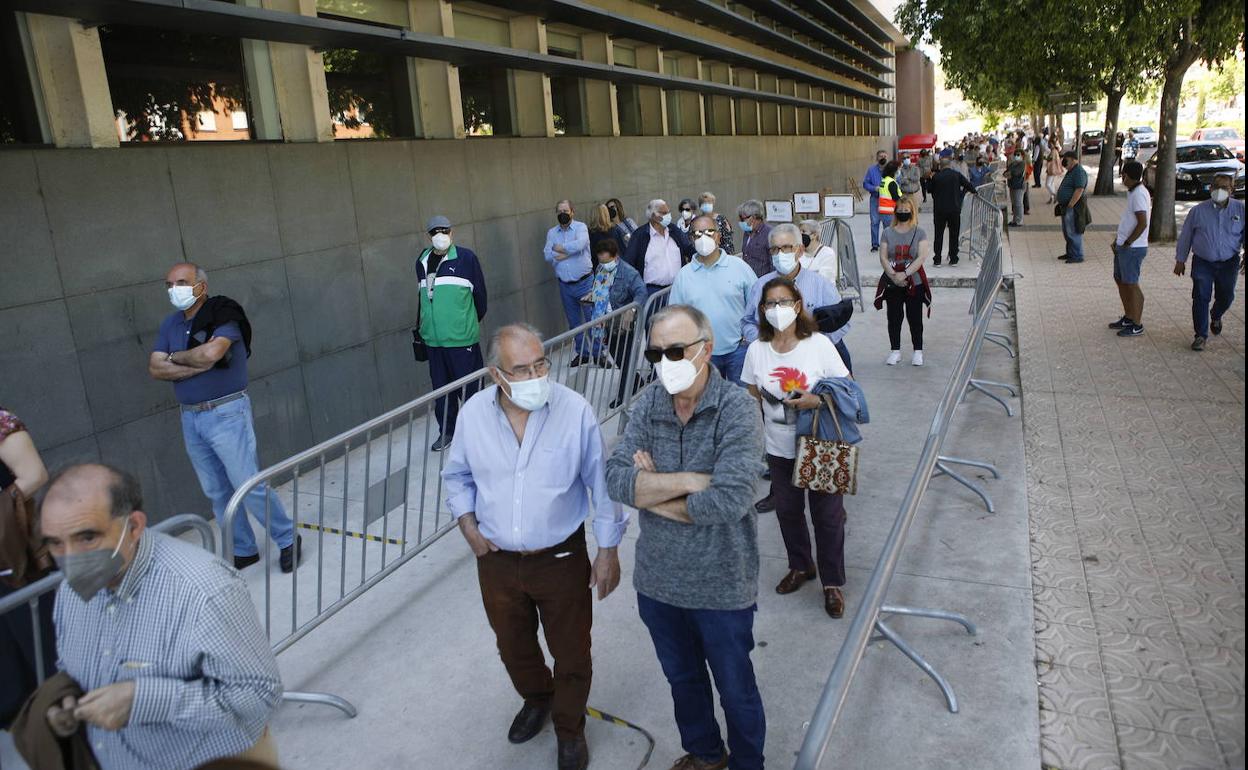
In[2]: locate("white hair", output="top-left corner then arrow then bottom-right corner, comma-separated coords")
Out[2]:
737,199 -> 764,219
768,222 -> 801,247
645,199 -> 667,219
487,323 -> 543,368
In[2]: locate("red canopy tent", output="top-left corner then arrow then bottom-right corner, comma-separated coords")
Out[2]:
898,133 -> 938,161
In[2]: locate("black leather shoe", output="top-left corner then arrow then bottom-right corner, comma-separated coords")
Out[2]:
508,700 -> 550,744
233,553 -> 260,570
1211,317 -> 1223,335
754,495 -> 775,513
280,535 -> 302,573
557,735 -> 589,770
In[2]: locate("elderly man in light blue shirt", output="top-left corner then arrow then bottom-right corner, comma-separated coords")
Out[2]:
441,323 -> 627,770
669,214 -> 758,384
543,199 -> 599,366
1175,173 -> 1246,350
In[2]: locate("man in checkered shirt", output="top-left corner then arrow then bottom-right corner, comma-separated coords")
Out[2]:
38,464 -> 282,770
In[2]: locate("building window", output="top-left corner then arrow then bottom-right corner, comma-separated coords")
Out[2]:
315,0 -> 408,28
0,13 -> 42,144
99,25 -> 253,142
547,32 -> 585,137
459,66 -> 515,137
321,46 -> 415,139
663,54 -> 681,136
613,45 -> 641,136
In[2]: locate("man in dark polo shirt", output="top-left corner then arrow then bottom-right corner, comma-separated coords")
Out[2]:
147,262 -> 300,572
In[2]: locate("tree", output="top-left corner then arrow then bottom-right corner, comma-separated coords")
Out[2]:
1148,0 -> 1244,241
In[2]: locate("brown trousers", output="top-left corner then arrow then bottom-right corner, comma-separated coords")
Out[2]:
476,527 -> 593,740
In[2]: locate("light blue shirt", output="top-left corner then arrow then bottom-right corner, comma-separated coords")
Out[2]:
442,382 -> 628,551
742,265 -> 851,345
669,251 -> 757,355
1175,197 -> 1246,264
544,220 -> 594,282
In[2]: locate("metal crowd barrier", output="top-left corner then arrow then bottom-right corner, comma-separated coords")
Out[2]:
813,218 -> 864,312
0,513 -> 217,687
221,301 -> 650,719
794,232 -> 1019,770
616,287 -> 672,434
958,183 -> 997,259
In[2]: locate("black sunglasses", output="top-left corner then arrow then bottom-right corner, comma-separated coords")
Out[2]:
428,227 -> 451,236
643,339 -> 705,365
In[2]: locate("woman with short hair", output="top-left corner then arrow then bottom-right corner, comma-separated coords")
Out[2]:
798,220 -> 838,286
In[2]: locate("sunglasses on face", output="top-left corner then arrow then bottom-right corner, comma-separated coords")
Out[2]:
680,208 -> 694,213
428,227 -> 450,236
691,228 -> 717,237
643,339 -> 705,364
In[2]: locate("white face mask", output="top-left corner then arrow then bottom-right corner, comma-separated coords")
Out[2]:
659,212 -> 672,228
1211,189 -> 1230,204
765,305 -> 798,332
656,343 -> 705,395
772,250 -> 798,275
599,259 -> 618,272
694,235 -> 718,258
431,233 -> 452,252
503,374 -> 550,411
681,210 -> 694,221
168,284 -> 198,311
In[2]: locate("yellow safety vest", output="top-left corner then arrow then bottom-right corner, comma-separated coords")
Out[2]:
878,176 -> 897,215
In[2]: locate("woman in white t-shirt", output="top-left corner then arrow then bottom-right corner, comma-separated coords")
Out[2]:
798,220 -> 838,285
741,277 -> 852,619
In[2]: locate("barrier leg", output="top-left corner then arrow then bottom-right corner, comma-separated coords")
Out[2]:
282,690 -> 359,718
932,460 -> 995,513
881,604 -> 978,636
937,454 -> 1001,479
965,379 -> 1014,417
984,331 -> 1016,358
873,618 -> 960,713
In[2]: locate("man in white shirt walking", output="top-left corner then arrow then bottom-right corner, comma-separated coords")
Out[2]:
1108,161 -> 1152,337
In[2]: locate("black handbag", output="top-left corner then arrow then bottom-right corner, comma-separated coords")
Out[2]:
411,329 -> 428,362
813,299 -> 855,334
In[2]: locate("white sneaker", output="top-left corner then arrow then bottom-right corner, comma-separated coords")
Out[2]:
886,350 -> 902,366
912,351 -> 925,366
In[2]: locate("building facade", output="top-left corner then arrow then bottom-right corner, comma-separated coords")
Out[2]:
0,0 -> 900,517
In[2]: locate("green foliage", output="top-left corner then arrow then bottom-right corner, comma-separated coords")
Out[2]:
322,48 -> 396,138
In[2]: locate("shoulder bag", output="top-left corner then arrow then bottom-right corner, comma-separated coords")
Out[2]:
792,394 -> 859,495
1,482 -> 52,588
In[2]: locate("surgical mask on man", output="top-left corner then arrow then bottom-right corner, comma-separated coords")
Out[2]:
503,375 -> 550,411
557,212 -> 572,226
694,235 -> 718,258
772,249 -> 798,275
431,233 -> 452,252
765,305 -> 797,332
700,202 -> 714,214
1014,155 -> 1022,162
55,516 -> 131,603
659,212 -> 672,228
1211,188 -> 1230,204
903,158 -> 911,166
741,220 -> 753,233
168,285 -> 198,311
657,343 -> 705,395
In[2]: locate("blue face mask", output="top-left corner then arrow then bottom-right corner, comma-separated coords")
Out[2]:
599,259 -> 619,272
659,212 -> 672,228
741,220 -> 753,233
700,203 -> 714,214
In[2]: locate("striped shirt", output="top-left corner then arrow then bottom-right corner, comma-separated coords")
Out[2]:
54,531 -> 281,770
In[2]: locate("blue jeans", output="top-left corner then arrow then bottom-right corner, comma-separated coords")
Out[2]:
1061,207 -> 1083,261
1191,256 -> 1240,338
868,196 -> 892,248
181,394 -> 294,557
834,339 -> 853,375
637,593 -> 765,770
558,275 -> 599,358
711,341 -> 747,386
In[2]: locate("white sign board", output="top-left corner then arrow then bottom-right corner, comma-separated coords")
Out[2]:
764,200 -> 794,222
823,194 -> 855,218
793,192 -> 821,214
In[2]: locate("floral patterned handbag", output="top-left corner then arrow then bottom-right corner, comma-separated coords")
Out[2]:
791,394 -> 859,495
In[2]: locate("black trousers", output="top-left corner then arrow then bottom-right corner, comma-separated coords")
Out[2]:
919,177 -> 930,200
428,344 -> 484,438
1032,161 -> 1043,187
932,210 -> 960,260
884,284 -> 925,350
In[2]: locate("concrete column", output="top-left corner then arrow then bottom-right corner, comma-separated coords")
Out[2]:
261,0 -> 333,142
635,44 -> 667,136
758,74 -> 779,135
580,31 -> 619,136
24,14 -> 117,148
508,15 -> 555,138
734,68 -> 759,136
408,0 -> 464,138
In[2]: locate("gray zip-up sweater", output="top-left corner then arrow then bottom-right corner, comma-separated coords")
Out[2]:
606,369 -> 764,610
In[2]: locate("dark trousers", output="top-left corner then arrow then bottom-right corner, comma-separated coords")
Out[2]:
637,593 -> 765,770
1033,160 -> 1043,187
0,584 -> 56,728
933,210 -> 960,260
919,176 -> 930,201
476,527 -> 592,741
885,284 -> 925,350
1191,256 -> 1240,338
428,344 -> 484,438
766,455 -> 847,587
834,339 -> 853,376
609,329 -> 642,403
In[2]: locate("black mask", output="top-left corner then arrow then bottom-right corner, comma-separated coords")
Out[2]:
878,158 -> 887,166
895,211 -> 913,223
557,212 -> 571,226
801,233 -> 812,248
607,206 -> 618,219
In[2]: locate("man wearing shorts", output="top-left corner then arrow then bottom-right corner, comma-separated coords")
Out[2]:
1108,161 -> 1151,337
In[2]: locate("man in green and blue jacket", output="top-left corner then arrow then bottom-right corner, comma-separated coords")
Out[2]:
416,215 -> 488,451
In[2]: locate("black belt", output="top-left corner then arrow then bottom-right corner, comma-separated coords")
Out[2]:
561,271 -> 593,285
646,283 -> 669,290
181,390 -> 246,413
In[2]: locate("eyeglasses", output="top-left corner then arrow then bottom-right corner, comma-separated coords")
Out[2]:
767,245 -> 799,255
691,228 -> 718,238
680,208 -> 694,213
499,357 -> 551,380
428,227 -> 450,236
762,299 -> 798,310
643,339 -> 705,364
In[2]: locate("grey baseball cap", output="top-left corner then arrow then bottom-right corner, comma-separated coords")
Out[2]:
426,215 -> 451,232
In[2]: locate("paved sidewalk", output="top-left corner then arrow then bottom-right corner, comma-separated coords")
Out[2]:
1008,178 -> 1246,769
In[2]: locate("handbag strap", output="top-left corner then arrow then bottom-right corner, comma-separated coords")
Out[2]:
808,393 -> 844,441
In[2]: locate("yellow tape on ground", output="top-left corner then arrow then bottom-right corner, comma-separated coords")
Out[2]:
585,707 -> 655,769
296,522 -> 404,547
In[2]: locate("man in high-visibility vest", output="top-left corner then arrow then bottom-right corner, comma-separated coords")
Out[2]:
876,161 -> 901,251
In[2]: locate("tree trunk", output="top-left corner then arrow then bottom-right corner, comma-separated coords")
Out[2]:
1150,47 -> 1201,242
1094,89 -> 1124,195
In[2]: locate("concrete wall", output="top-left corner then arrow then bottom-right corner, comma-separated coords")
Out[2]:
895,48 -> 935,137
0,134 -> 879,519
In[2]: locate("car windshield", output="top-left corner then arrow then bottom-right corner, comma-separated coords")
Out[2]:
1176,144 -> 1236,163
1084,131 -> 1103,139
1202,129 -> 1238,140
1132,127 -> 1155,133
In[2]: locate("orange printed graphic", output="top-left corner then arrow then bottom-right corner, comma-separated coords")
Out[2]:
769,366 -> 809,393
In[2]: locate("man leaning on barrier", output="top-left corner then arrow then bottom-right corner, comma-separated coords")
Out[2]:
441,324 -> 629,770
606,304 -> 766,770
30,464 -> 282,770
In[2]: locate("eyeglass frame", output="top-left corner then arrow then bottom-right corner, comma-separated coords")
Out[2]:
767,244 -> 800,255
761,298 -> 799,310
497,356 -> 551,380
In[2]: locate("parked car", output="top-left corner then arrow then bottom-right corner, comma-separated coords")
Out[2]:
1130,126 -> 1157,148
1190,127 -> 1246,160
1081,130 -> 1105,154
1144,141 -> 1246,199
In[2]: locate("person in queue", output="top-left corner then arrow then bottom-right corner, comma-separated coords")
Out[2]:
588,239 -> 648,409
622,198 -> 695,298
875,195 -> 931,366
736,199 -> 772,277
1174,173 -> 1246,351
697,191 -> 735,254
544,200 -> 601,366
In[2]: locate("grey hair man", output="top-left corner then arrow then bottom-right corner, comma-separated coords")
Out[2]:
623,199 -> 694,296
736,199 -> 771,278
606,304 -> 766,770
39,464 -> 282,770
442,324 -> 628,770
